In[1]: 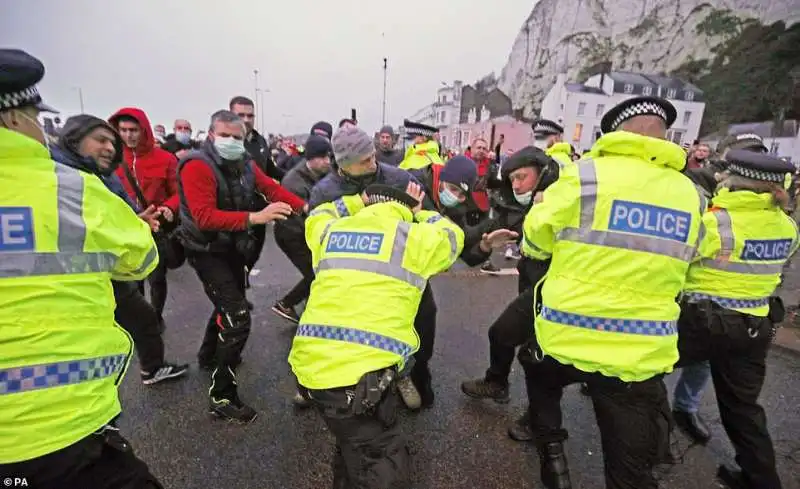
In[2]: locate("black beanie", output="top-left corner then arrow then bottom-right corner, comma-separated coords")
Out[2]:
440,155 -> 478,192
310,121 -> 333,140
304,134 -> 332,159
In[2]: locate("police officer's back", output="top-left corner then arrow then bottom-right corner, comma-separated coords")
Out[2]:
0,49 -> 162,489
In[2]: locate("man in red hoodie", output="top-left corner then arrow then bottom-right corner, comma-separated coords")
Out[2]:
109,107 -> 180,329
468,137 -> 492,225
178,109 -> 306,422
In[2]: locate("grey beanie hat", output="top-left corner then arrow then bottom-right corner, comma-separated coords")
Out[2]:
379,125 -> 394,136
332,126 -> 375,167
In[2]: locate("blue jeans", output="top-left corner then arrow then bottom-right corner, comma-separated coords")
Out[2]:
673,361 -> 711,413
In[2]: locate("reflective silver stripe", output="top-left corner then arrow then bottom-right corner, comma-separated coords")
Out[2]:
0,354 -> 128,395
319,221 -> 335,245
577,160 -> 597,229
697,259 -> 784,275
315,221 -> 426,289
558,228 -> 696,262
714,210 -> 735,256
443,228 -> 459,260
55,163 -> 87,251
316,257 -> 426,289
309,208 -> 337,219
120,246 -> 158,278
0,251 -> 117,278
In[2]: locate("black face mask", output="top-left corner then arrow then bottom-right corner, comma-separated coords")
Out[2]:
341,168 -> 378,188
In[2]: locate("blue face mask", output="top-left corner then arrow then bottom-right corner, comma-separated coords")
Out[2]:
214,137 -> 245,161
175,131 -> 192,145
438,188 -> 461,208
514,190 -> 533,206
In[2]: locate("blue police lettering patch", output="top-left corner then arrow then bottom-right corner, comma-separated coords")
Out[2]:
326,231 -> 384,255
0,207 -> 35,251
608,200 -> 691,243
741,239 -> 792,261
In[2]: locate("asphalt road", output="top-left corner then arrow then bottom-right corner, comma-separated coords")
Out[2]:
118,232 -> 800,489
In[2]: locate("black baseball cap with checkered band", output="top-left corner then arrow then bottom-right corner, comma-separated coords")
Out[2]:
724,149 -> 795,186
600,96 -> 676,134
0,49 -> 58,113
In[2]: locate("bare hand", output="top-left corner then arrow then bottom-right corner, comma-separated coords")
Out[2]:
138,205 -> 161,232
250,202 -> 293,225
480,228 -> 519,252
158,206 -> 174,222
405,182 -> 425,214
533,192 -> 544,204
176,149 -> 190,160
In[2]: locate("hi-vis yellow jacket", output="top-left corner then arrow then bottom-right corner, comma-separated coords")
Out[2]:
399,141 -> 444,170
685,188 -> 799,317
546,142 -> 573,169
0,128 -> 158,463
289,195 -> 464,389
522,131 -> 706,382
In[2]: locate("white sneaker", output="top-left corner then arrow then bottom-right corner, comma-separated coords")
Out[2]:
397,377 -> 422,410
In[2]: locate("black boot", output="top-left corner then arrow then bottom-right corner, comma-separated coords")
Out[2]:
410,362 -> 434,408
716,465 -> 751,489
538,442 -> 572,489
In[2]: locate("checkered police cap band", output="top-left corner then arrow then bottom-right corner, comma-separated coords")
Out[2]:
727,163 -> 785,183
366,194 -> 413,208
735,133 -> 762,143
0,86 -> 39,110
533,121 -> 562,135
610,101 -> 668,131
406,126 -> 436,138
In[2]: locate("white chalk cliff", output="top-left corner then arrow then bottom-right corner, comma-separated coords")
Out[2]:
497,0 -> 800,116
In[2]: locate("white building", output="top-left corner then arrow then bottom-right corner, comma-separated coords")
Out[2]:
702,120 -> 800,164
540,71 -> 706,152
406,80 -> 464,129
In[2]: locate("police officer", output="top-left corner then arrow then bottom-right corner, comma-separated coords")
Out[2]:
519,96 -> 706,489
0,49 -> 163,488
532,119 -> 572,168
399,119 -> 444,170
289,182 -> 464,488
677,150 -> 797,489
177,110 -> 306,422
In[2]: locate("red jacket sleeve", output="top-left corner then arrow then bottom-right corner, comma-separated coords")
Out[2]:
162,153 -> 180,212
180,160 -> 249,231
252,163 -> 305,211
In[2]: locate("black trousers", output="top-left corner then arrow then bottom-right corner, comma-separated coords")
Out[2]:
676,302 -> 781,489
303,383 -> 410,489
274,225 -> 314,308
410,284 -> 437,397
112,281 -> 165,373
520,338 -> 671,489
188,251 -> 251,400
1,429 -> 163,489
146,261 -> 168,321
485,288 -> 535,385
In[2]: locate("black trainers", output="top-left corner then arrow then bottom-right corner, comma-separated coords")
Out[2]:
141,362 -> 189,385
461,377 -> 510,403
716,465 -> 750,489
199,357 -> 242,371
508,412 -> 535,442
209,396 -> 257,423
271,301 -> 300,323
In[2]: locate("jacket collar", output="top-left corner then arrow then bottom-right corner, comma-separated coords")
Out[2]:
359,201 -> 414,222
547,142 -> 572,156
49,144 -> 101,175
712,187 -> 777,211
0,127 -> 50,160
591,131 -> 686,172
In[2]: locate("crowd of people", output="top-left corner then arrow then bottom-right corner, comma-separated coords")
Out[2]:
1,47 -> 797,489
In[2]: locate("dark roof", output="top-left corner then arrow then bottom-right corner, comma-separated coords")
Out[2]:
565,83 -> 605,95
607,71 -> 703,95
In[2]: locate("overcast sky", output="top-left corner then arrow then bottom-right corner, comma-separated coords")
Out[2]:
2,0 -> 535,136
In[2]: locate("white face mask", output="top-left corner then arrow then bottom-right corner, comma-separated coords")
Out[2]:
213,136 -> 246,161
533,139 -> 548,150
514,190 -> 533,206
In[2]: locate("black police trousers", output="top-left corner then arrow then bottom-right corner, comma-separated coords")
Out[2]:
145,260 -> 169,323
274,225 -> 314,308
0,428 -> 163,489
112,281 -> 165,373
411,284 -> 437,400
519,337 -> 671,489
303,380 -> 410,489
676,302 -> 782,489
188,251 -> 251,400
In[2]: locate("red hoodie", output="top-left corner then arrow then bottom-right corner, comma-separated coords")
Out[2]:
471,156 -> 491,212
109,107 -> 180,212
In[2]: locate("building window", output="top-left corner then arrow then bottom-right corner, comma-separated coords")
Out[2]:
683,111 -> 691,126
642,86 -> 653,96
577,102 -> 587,116
442,95 -> 447,103
596,104 -> 605,117
593,126 -> 602,142
667,88 -> 677,98
623,84 -> 634,94
573,123 -> 583,142
667,129 -> 685,144
685,91 -> 694,102
440,111 -> 446,123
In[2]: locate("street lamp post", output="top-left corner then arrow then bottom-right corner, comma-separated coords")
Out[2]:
73,87 -> 84,113
256,87 -> 271,136
253,69 -> 260,132
382,58 -> 388,126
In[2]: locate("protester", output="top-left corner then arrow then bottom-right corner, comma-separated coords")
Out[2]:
161,118 -> 197,157
376,125 -> 403,166
153,123 -> 166,146
109,107 -> 181,330
466,137 -> 492,225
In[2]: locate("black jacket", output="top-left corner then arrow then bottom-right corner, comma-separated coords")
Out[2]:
376,147 -> 403,167
274,161 -> 324,248
161,134 -> 199,155
309,162 -> 416,209
245,129 -> 285,181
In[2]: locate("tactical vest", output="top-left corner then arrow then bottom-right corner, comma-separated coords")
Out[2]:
176,145 -> 257,252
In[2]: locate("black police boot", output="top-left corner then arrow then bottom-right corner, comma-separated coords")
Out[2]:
508,411 -> 534,442
461,377 -> 510,403
716,465 -> 751,489
538,441 -> 572,489
672,409 -> 711,444
410,365 -> 435,408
